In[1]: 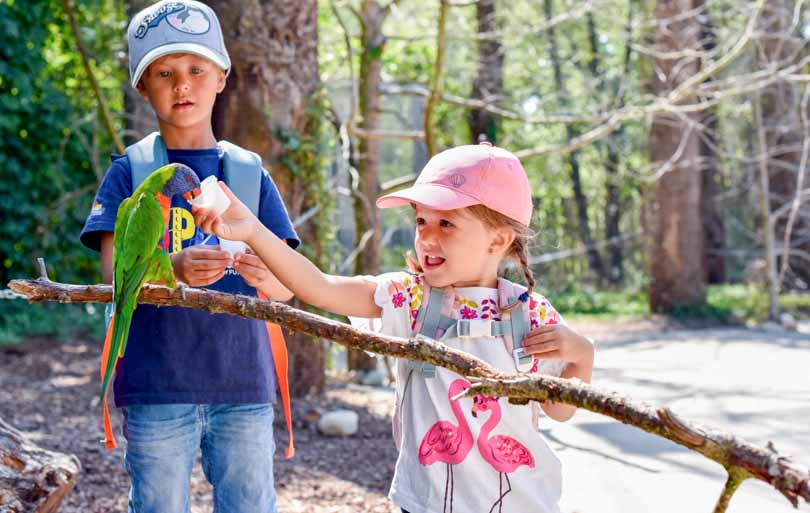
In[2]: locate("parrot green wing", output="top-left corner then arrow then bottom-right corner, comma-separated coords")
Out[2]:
145,247 -> 176,289
102,190 -> 169,402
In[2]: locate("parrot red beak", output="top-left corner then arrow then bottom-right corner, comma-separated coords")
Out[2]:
183,187 -> 201,202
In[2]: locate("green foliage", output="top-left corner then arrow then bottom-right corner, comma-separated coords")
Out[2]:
550,288 -> 649,320
779,293 -> 810,316
554,285 -> 810,323
0,0 -> 124,342
0,299 -> 104,345
273,86 -> 338,270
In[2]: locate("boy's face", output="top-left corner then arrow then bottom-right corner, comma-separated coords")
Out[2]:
137,53 -> 226,132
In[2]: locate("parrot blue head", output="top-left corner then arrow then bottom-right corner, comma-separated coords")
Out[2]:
162,163 -> 201,201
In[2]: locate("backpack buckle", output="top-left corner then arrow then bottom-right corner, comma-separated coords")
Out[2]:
457,319 -> 493,338
513,348 -> 534,372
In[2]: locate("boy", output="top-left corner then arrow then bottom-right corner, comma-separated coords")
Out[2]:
80,1 -> 298,512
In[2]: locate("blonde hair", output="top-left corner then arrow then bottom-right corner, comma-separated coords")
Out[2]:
406,204 -> 535,313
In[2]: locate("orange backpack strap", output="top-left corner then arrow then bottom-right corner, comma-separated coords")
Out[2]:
257,292 -> 294,459
100,314 -> 118,450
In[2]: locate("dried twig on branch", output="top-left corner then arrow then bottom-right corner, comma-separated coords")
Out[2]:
7,277 -> 810,511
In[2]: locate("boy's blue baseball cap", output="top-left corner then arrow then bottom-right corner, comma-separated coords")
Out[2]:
127,0 -> 231,88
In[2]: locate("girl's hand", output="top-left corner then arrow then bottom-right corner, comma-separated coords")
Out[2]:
522,324 -> 594,364
192,182 -> 259,243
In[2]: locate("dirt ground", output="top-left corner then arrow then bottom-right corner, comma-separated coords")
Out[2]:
0,335 -> 403,513
0,317 -> 737,513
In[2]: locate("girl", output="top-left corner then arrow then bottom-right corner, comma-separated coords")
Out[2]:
194,141 -> 594,513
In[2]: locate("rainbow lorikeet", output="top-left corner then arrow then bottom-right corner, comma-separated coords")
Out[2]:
100,163 -> 200,449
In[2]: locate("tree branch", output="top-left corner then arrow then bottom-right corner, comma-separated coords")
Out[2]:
424,0 -> 449,157
7,277 -> 810,508
59,0 -> 124,155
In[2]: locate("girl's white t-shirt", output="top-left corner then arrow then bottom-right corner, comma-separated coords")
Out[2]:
355,272 -> 568,513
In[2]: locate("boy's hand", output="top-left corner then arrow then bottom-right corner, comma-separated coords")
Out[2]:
192,182 -> 259,243
523,324 -> 594,365
234,248 -> 294,301
171,244 -> 233,287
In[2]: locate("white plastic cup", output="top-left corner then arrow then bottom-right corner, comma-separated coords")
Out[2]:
219,238 -> 247,257
190,176 -> 231,217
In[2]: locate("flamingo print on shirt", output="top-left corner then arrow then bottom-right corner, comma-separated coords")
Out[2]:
418,379 -> 474,513
472,395 -> 535,513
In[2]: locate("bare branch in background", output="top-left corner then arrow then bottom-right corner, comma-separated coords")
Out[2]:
59,0 -> 124,155
778,85 -> 810,289
424,0 -> 449,156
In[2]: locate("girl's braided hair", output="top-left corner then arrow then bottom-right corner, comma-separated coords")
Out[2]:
405,204 -> 535,313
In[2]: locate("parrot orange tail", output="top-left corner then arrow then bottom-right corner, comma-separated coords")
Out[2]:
100,315 -> 118,450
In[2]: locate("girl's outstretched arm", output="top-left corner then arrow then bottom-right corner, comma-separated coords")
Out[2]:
194,183 -> 381,318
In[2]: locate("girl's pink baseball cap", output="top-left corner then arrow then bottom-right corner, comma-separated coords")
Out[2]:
376,141 -> 532,226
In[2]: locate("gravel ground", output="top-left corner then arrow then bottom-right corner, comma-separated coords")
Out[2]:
0,337 -> 400,513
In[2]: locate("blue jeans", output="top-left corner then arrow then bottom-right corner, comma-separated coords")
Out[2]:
123,403 -> 277,513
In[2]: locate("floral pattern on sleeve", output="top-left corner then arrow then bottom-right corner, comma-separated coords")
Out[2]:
527,292 -> 567,376
528,293 -> 562,329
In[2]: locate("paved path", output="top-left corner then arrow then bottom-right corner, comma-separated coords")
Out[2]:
553,322 -> 810,513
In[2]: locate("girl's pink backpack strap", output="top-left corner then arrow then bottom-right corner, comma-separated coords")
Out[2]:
410,280 -> 456,377
409,283 -> 456,378
497,278 -> 533,372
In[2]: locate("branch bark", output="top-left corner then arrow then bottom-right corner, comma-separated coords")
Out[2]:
7,277 -> 810,508
0,416 -> 81,513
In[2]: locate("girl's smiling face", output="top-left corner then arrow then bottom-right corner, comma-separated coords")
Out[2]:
413,204 -> 514,289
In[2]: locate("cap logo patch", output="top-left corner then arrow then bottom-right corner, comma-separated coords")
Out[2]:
167,6 -> 211,35
135,2 -> 185,39
135,2 -> 210,39
450,174 -> 466,188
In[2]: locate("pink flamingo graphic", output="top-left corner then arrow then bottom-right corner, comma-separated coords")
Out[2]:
472,395 -> 535,513
418,378 -> 474,513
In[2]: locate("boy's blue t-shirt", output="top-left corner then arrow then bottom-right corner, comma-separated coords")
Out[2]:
80,148 -> 300,407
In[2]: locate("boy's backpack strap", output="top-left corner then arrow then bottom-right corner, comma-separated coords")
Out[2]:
217,140 -> 262,217
126,131 -> 169,191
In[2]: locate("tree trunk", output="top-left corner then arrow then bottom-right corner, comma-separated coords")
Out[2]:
347,0 -> 388,373
695,0 -> 727,284
468,0 -> 503,144
755,0 -> 809,288
587,9 -> 629,286
646,0 -> 706,312
545,0 -> 608,283
0,417 -> 80,513
210,0 -> 326,397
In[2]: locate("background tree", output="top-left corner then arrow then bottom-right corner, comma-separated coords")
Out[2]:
755,0 -> 809,289
468,0 -> 503,145
644,0 -> 707,313
209,0 -> 330,396
345,0 -> 394,374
